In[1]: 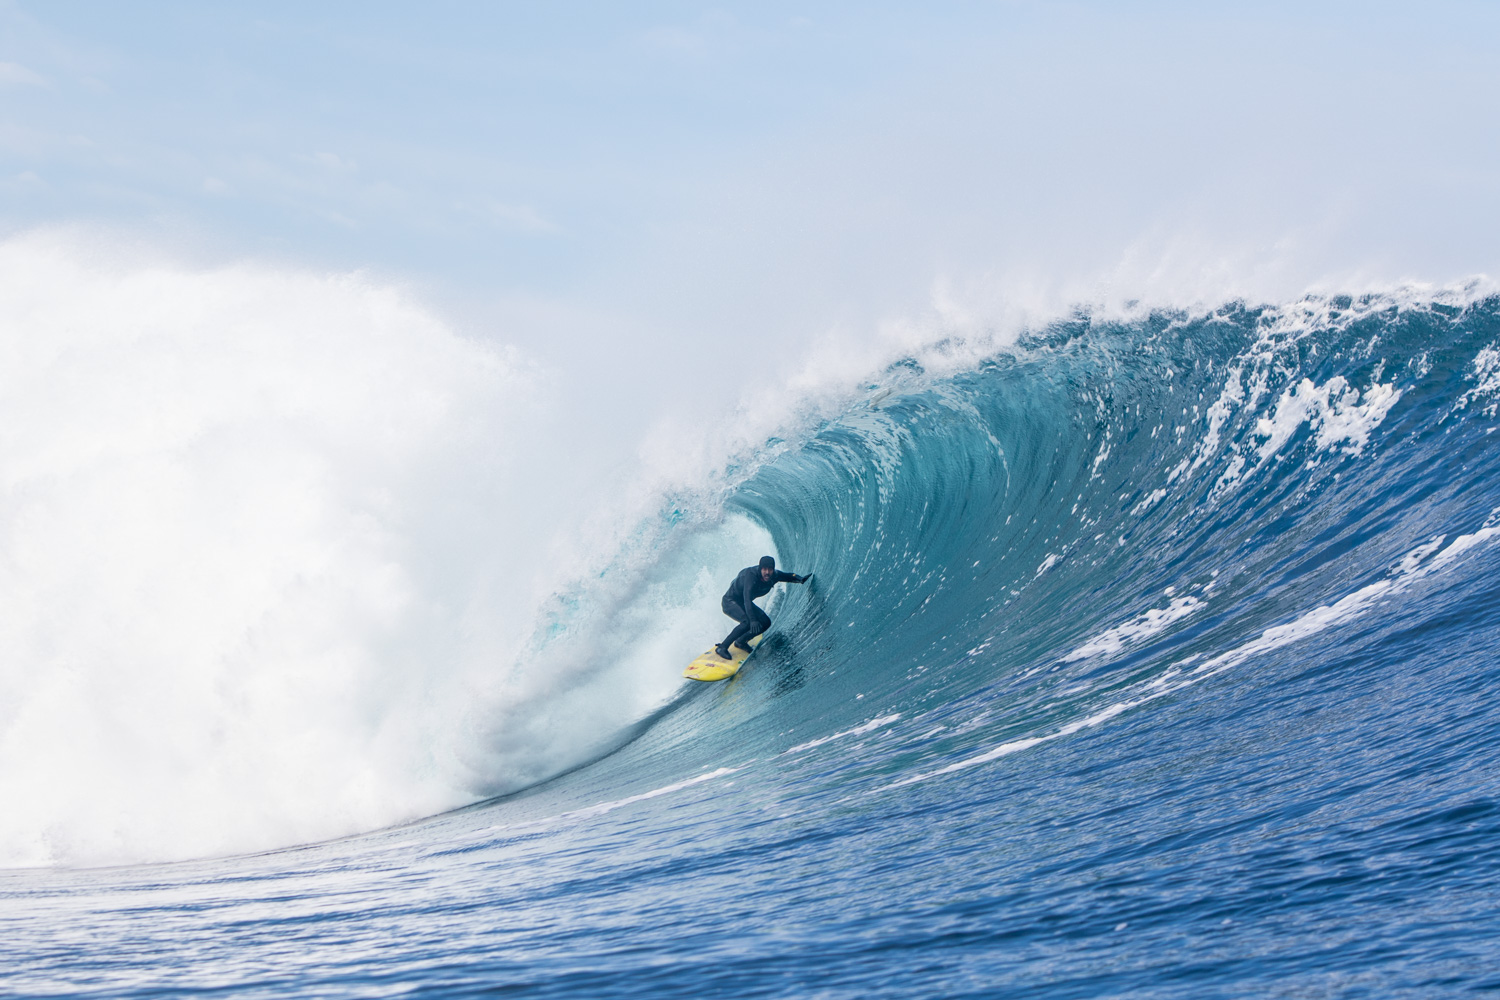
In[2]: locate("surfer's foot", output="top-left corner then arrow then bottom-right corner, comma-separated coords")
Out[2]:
733,640 -> 754,652
715,644 -> 732,660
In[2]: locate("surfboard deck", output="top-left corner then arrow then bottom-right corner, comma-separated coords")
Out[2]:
684,634 -> 763,682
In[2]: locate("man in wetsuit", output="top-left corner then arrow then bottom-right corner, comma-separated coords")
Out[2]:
716,555 -> 810,660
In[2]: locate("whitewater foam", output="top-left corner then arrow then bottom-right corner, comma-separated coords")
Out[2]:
1252,376 -> 1402,462
0,233 -> 555,866
1457,345 -> 1500,417
783,714 -> 902,755
1060,595 -> 1204,663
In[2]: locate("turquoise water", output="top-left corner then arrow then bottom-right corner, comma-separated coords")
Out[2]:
6,294 -> 1500,997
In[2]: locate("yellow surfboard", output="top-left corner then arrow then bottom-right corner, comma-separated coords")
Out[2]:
684,634 -> 763,682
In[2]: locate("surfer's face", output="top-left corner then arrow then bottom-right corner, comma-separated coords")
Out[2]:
760,567 -> 774,581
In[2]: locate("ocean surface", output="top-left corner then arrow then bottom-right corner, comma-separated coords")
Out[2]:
6,291 -> 1500,997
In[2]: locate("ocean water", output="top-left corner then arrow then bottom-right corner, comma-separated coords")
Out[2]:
6,289 -> 1500,997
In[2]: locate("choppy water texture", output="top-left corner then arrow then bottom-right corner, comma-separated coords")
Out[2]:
8,293 -> 1500,998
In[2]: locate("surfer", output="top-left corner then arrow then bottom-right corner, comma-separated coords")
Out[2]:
716,556 -> 810,659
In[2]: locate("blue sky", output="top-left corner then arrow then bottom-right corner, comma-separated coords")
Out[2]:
3,4 -> 932,287
4,1 -> 1499,385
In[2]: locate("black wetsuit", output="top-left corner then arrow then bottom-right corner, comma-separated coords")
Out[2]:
720,565 -> 804,651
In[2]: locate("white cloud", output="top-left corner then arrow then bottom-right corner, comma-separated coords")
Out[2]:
292,151 -> 358,174
0,61 -> 46,87
482,200 -> 559,234
638,25 -> 709,58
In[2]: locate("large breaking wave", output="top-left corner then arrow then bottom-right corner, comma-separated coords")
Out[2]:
5,237 -> 1500,876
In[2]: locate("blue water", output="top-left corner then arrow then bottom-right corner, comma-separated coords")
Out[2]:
7,293 -> 1500,997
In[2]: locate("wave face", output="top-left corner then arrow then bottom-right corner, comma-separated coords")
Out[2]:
7,292 -> 1500,998
726,292 -> 1500,766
